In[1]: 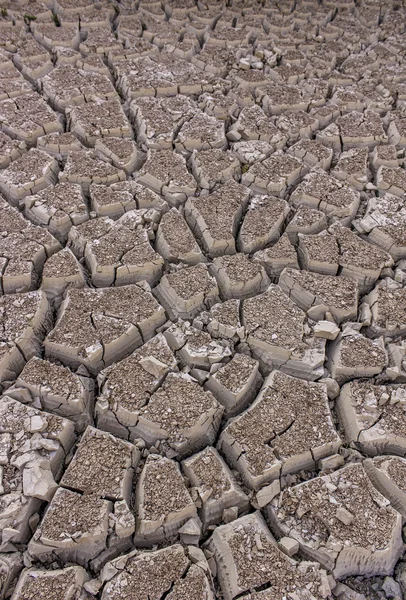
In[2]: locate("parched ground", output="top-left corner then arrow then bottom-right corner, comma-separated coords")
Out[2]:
1,1 -> 406,600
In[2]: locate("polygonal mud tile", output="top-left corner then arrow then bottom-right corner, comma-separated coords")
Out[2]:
22,182 -> 88,243
89,181 -> 138,218
330,85 -> 366,112
10,566 -> 89,600
182,446 -> 249,528
67,99 -> 132,146
60,426 -> 139,503
190,148 -> 240,190
12,36 -> 53,82
0,397 -> 75,549
237,195 -> 290,254
291,169 -> 360,223
278,268 -> 358,325
40,65 -> 117,111
258,82 -> 311,115
328,332 -> 388,385
206,513 -> 331,600
355,193 -> 406,261
241,150 -> 307,197
386,339 -> 406,383
231,140 -> 274,165
155,208 -> 204,265
79,25 -> 122,55
219,370 -> 340,490
32,22 -> 81,51
135,149 -> 196,206
127,372 -> 223,458
174,111 -> 226,153
78,212 -> 164,287
0,92 -> 62,145
364,456 -> 406,518
0,131 -> 26,169
156,263 -> 220,320
36,132 -> 83,158
309,104 -> 340,129
196,299 -> 244,342
211,253 -> 270,300
134,454 -> 197,545
119,53 -> 216,99
253,234 -> 299,278
337,380 -> 406,457
0,290 -> 50,389
112,55 -> 177,99
376,165 -> 406,198
243,285 -> 325,379
266,462 -> 404,579
130,94 -> 197,150
7,356 -> 93,432
94,137 -> 142,175
387,111 -> 406,147
184,180 -> 250,258
164,320 -> 232,371
285,205 -> 328,243
0,148 -> 59,205
274,110 -> 319,144
0,198 -> 61,295
232,69 -> 274,90
44,285 -> 166,374
371,145 -> 400,169
199,90 -> 241,121
205,353 -> 263,417
362,278 -> 406,340
227,105 -> 286,148
317,110 -> 387,151
28,487 -> 111,567
299,225 -> 393,291
59,150 -> 126,191
95,333 -> 177,440
331,147 -> 370,191
287,138 -> 333,170
0,553 -> 23,600
41,248 -> 85,300
100,544 -> 213,600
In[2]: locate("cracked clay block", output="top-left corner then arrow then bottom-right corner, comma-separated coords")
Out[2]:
154,263 -> 220,321
100,544 -> 213,600
242,284 -> 326,380
218,370 -> 340,490
205,353 -> 263,417
182,446 -> 249,528
206,512 -> 332,600
7,356 -> 93,432
337,380 -> 406,457
95,333 -> 178,441
134,454 -> 196,545
0,397 -> 75,550
0,198 -> 61,296
0,290 -> 51,390
44,285 -> 166,374
266,462 -> 404,579
184,180 -> 250,258
10,566 -> 89,600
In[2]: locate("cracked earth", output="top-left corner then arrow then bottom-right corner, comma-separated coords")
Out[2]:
1,0 -> 406,599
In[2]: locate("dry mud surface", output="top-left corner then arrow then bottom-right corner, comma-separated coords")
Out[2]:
2,0 -> 406,599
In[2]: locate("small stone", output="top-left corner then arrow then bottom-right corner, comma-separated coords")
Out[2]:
314,321 -> 340,340
318,454 -> 345,472
336,507 -> 354,525
222,506 -> 239,524
279,536 -> 299,557
382,576 -> 402,598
